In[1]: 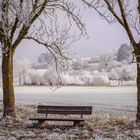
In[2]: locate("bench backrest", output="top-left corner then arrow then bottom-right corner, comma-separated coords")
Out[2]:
37,105 -> 92,115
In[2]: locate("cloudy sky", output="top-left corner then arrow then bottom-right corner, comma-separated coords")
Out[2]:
14,5 -> 138,63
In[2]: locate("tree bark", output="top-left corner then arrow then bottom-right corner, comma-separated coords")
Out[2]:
2,48 -> 16,118
136,42 -> 140,121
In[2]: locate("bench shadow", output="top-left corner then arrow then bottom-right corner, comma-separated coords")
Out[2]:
28,123 -> 81,130
25,121 -> 85,130
40,125 -> 76,130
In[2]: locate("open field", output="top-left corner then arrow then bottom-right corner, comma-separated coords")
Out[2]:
0,86 -> 137,118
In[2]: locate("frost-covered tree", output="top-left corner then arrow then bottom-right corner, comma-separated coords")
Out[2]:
27,69 -> 61,86
117,44 -> 132,62
43,70 -> 59,86
15,58 -> 30,85
119,67 -> 132,82
72,60 -> 82,70
91,70 -> 110,86
82,0 -> 140,121
98,52 -> 114,71
108,69 -> 119,81
79,71 -> 93,85
38,52 -> 53,64
0,0 -> 86,118
119,65 -> 134,81
28,69 -> 45,85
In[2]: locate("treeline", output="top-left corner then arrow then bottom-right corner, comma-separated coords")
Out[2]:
12,43 -> 136,86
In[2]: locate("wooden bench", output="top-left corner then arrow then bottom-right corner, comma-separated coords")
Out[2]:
29,105 -> 92,126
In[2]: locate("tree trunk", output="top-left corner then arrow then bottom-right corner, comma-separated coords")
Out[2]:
136,42 -> 140,121
2,48 -> 16,118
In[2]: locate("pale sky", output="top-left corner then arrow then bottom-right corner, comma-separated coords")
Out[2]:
14,7 -> 138,63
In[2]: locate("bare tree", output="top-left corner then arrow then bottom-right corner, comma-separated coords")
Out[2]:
98,52 -> 114,71
117,43 -> 132,63
0,0 -> 86,118
15,58 -> 30,85
82,0 -> 140,121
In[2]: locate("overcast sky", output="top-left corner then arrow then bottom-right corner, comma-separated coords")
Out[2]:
14,6 -> 138,63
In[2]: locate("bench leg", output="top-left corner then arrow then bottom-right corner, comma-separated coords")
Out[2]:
73,121 -> 85,127
73,121 -> 80,127
37,120 -> 46,127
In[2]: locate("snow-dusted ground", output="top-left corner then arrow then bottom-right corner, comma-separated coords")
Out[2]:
0,86 -> 137,117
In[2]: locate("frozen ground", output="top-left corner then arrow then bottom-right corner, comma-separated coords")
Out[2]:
0,86 -> 137,118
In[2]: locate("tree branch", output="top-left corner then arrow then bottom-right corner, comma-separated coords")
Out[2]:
138,0 -> 140,14
117,0 -> 137,50
82,0 -> 138,51
11,0 -> 48,50
10,17 -> 19,42
24,36 -> 66,59
30,0 -> 48,25
104,0 -> 125,27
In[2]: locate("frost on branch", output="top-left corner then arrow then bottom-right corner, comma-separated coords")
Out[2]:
0,0 -> 86,57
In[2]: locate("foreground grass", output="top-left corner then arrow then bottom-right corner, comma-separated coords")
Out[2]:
0,103 -> 140,140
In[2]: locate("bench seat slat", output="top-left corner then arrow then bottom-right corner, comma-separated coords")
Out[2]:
29,117 -> 84,122
37,105 -> 92,115
38,105 -> 92,110
37,110 -> 92,115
